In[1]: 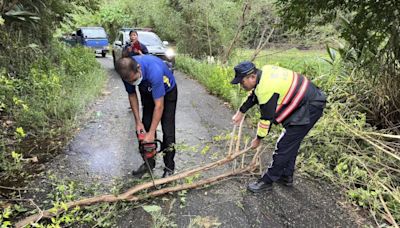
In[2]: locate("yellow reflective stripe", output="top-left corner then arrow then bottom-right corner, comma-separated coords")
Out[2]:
163,76 -> 171,87
255,65 -> 294,105
257,120 -> 270,138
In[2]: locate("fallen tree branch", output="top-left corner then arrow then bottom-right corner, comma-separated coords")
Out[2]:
16,119 -> 265,227
120,147 -> 252,198
16,147 -> 254,227
127,164 -> 257,202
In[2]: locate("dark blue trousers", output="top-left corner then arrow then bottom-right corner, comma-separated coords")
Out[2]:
140,85 -> 178,171
262,103 -> 324,183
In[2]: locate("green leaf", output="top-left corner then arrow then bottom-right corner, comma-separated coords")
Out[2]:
27,43 -> 39,48
1,221 -> 12,227
2,207 -> 12,219
60,202 -> 68,211
11,151 -> 22,160
15,127 -> 26,138
142,205 -> 162,213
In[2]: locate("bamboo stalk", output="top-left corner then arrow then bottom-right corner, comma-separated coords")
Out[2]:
234,116 -> 245,170
378,182 -> 400,204
340,121 -> 400,161
241,138 -> 249,168
364,131 -> 400,139
228,125 -> 237,156
347,149 -> 399,226
235,116 -> 245,153
343,142 -> 400,174
364,134 -> 396,152
378,194 -> 399,228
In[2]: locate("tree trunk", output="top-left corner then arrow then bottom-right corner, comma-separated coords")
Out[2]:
221,0 -> 251,64
250,19 -> 276,62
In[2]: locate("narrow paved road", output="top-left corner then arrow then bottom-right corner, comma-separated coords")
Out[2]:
28,56 -> 367,227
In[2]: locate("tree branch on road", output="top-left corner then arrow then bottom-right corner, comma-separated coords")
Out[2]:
16,123 -> 263,228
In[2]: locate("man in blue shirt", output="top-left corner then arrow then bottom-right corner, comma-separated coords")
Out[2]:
115,55 -> 178,178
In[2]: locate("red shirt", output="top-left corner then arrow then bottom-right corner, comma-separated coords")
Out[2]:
132,41 -> 141,53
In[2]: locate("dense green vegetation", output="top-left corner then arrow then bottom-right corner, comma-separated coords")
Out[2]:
0,44 -> 106,175
0,1 -> 107,177
176,48 -> 399,225
276,0 -> 400,129
65,0 -> 332,58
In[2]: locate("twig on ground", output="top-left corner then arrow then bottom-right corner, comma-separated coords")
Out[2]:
0,186 -> 28,191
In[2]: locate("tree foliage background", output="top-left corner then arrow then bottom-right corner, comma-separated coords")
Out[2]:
63,0 -> 332,58
0,0 -> 105,175
0,0 -> 99,75
276,0 -> 400,128
72,0 -> 400,129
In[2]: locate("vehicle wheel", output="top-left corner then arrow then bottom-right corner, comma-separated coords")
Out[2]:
102,52 -> 106,57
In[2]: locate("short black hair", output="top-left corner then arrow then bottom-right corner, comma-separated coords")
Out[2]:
115,57 -> 139,81
129,30 -> 138,36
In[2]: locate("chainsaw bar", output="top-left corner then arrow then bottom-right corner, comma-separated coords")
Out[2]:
143,156 -> 158,188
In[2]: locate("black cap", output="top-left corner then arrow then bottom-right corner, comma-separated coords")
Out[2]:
231,61 -> 256,84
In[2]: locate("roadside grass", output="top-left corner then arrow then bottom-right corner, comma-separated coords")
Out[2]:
176,49 -> 399,226
0,42 -> 107,177
230,48 -> 329,72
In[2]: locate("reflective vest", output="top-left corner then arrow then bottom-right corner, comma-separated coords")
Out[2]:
255,65 -> 309,124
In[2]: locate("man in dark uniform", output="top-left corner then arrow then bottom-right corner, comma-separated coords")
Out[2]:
231,61 -> 326,193
115,55 -> 177,178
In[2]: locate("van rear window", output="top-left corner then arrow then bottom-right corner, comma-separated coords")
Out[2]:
82,28 -> 107,38
138,32 -> 162,46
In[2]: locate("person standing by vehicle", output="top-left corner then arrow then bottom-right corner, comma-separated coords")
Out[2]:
231,61 -> 326,193
115,55 -> 177,178
123,30 -> 149,57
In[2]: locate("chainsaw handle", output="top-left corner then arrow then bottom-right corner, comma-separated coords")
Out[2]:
136,129 -> 146,141
141,140 -> 162,152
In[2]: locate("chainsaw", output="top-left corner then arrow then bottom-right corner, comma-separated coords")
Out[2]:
136,130 -> 161,186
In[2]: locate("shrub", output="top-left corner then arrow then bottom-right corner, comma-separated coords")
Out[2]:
0,42 -> 106,175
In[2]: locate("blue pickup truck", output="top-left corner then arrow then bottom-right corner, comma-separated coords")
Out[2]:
63,27 -> 110,57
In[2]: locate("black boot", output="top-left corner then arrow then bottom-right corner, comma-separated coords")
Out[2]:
132,162 -> 154,178
276,175 -> 293,186
247,179 -> 273,193
162,169 -> 174,178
